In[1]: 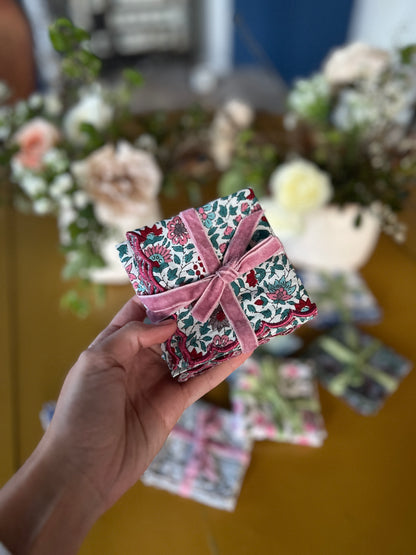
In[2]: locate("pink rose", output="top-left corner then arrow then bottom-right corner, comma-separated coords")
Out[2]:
14,118 -> 60,170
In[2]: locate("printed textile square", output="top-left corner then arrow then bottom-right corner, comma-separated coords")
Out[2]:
298,269 -> 382,328
117,188 -> 317,381
141,401 -> 252,511
305,325 -> 412,415
230,356 -> 327,447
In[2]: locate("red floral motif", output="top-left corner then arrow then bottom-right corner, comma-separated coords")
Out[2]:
127,225 -> 163,255
294,297 -> 316,314
213,335 -> 232,348
209,306 -> 228,331
144,244 -> 172,266
246,189 -> 255,200
266,288 -> 292,302
167,216 -> 189,245
246,269 -> 257,287
188,348 -> 205,361
241,202 -> 249,212
255,299 -> 264,306
125,263 -> 136,282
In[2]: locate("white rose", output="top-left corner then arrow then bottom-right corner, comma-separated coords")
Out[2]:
323,42 -> 390,87
270,159 -> 332,214
63,91 -> 113,145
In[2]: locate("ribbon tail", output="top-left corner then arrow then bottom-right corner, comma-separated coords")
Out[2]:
191,279 -> 226,322
138,279 -> 208,322
221,285 -> 258,353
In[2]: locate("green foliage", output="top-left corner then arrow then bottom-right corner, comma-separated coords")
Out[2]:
399,44 -> 416,65
122,68 -> 144,87
49,18 -> 101,85
218,129 -> 279,199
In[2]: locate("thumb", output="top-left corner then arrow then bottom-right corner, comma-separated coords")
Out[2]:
96,319 -> 177,364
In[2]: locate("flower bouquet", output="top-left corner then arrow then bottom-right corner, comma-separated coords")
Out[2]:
216,42 -> 416,271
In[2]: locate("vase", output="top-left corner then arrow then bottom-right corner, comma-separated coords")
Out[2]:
58,199 -> 162,285
282,204 -> 380,272
89,199 -> 162,284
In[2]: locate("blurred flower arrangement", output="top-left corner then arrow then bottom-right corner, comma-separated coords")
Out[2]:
2,22 -> 416,314
218,42 -> 416,245
0,19 -> 215,316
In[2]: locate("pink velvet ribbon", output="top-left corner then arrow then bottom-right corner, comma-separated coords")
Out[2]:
138,207 -> 284,353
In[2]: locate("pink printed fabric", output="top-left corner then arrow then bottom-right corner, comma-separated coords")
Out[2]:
230,357 -> 327,447
117,188 -> 317,381
141,400 -> 252,511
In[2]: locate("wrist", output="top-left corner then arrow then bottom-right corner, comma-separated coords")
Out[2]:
0,433 -> 104,555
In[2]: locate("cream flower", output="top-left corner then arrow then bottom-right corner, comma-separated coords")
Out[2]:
71,141 -> 162,227
323,42 -> 390,87
63,90 -> 113,145
210,99 -> 254,170
270,159 -> 332,214
13,118 -> 60,170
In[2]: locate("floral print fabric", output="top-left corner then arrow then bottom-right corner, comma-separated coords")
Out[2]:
141,400 -> 252,511
230,356 -> 327,447
117,188 -> 317,381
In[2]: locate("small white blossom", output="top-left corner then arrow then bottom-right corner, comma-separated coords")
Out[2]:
0,81 -> 10,103
58,195 -> 74,211
287,74 -> 331,122
58,205 -> 77,227
43,93 -> 62,116
28,93 -> 43,110
14,101 -> 29,125
49,173 -> 73,198
332,89 -> 379,131
43,148 -> 68,173
73,190 -> 89,209
20,174 -> 47,197
63,90 -> 113,145
33,197 -> 53,214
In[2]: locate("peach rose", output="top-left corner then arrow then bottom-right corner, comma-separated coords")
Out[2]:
14,118 -> 60,170
71,141 -> 162,227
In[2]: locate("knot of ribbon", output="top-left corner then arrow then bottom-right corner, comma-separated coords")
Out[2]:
138,206 -> 284,353
246,357 -> 310,434
318,327 -> 397,395
175,406 -> 249,497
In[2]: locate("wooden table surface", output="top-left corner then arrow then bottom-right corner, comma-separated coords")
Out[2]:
1,198 -> 416,555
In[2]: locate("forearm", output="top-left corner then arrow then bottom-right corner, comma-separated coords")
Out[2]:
0,435 -> 103,555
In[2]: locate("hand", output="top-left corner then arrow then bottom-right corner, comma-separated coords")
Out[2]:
0,296 -> 251,554
46,296 -> 251,512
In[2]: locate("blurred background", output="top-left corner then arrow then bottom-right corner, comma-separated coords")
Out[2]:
1,1 -> 416,554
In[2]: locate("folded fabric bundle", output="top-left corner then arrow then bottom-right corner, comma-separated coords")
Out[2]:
229,356 -> 327,447
141,400 -> 253,511
305,325 -> 412,415
298,269 -> 382,328
118,188 -> 317,381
